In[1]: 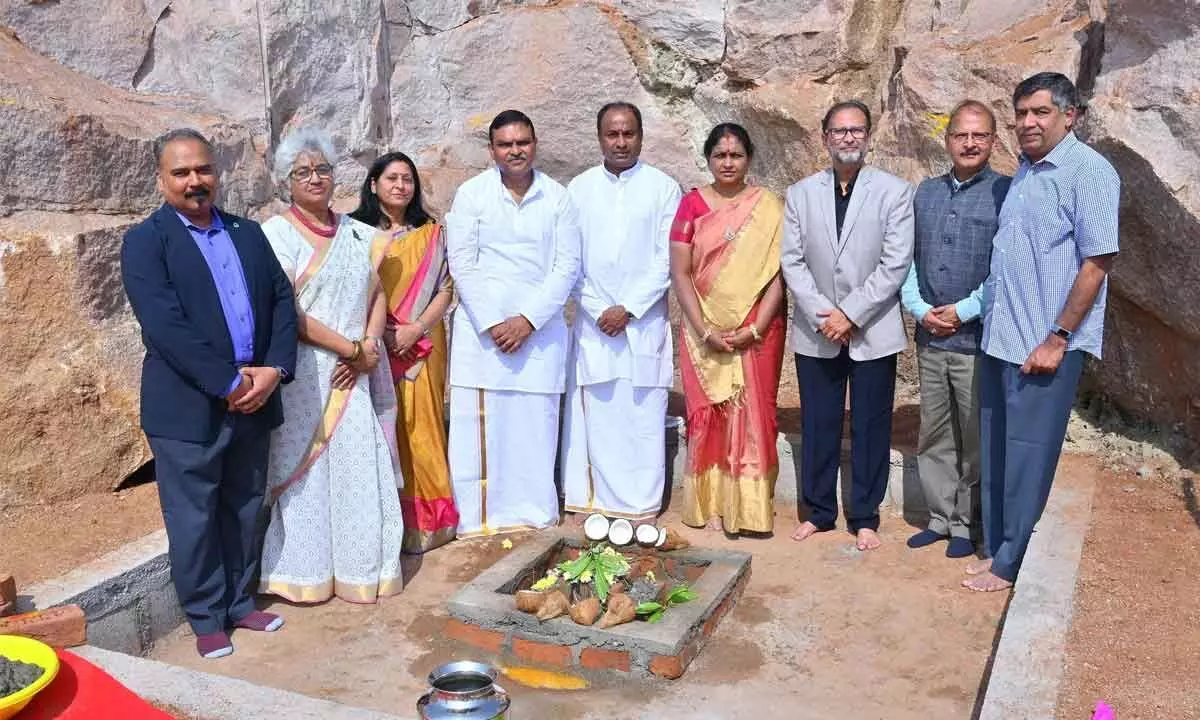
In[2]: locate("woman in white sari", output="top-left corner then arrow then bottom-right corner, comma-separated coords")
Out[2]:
258,127 -> 405,604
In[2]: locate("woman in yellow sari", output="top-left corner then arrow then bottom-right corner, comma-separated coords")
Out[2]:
669,124 -> 786,535
351,152 -> 459,554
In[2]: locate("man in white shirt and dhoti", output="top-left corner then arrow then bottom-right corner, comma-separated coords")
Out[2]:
562,102 -> 681,522
445,109 -> 582,537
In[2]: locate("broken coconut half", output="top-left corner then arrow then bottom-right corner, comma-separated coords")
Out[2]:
583,513 -> 611,542
607,518 -> 634,546
635,523 -> 662,548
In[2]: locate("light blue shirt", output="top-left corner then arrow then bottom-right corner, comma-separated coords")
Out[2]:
900,263 -> 985,324
981,132 -> 1121,365
176,210 -> 254,397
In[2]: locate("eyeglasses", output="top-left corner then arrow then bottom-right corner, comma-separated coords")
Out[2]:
826,126 -> 868,140
290,164 -> 334,182
948,131 -> 994,143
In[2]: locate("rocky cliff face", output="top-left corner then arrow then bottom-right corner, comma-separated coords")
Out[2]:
0,0 -> 1195,506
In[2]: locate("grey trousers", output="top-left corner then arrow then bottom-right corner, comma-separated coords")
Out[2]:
916,346 -> 980,540
148,415 -> 269,635
979,351 -> 1084,582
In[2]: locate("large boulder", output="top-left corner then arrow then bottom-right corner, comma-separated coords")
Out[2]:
388,3 -> 705,210
0,212 -> 148,508
0,29 -> 272,216
1079,0 -> 1200,435
259,0 -> 391,187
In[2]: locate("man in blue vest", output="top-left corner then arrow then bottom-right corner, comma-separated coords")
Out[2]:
901,100 -> 1012,560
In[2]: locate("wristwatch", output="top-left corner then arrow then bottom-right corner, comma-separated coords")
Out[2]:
1051,324 -> 1073,341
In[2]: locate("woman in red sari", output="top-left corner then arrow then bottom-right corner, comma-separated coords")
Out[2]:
669,123 -> 786,535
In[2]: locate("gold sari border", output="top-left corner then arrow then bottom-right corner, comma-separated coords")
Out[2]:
457,522 -> 552,539
563,504 -> 659,523
681,465 -> 779,534
401,525 -> 457,555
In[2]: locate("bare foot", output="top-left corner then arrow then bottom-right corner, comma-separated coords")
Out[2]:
705,516 -> 724,532
855,528 -> 882,551
961,571 -> 1013,593
965,558 -> 993,576
790,521 -> 820,542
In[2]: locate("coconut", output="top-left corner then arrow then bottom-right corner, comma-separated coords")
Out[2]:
583,513 -> 611,542
635,523 -> 661,547
607,518 -> 634,546
655,528 -> 668,547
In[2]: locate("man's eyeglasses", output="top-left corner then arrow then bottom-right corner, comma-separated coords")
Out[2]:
290,164 -> 334,182
948,131 -> 994,143
826,126 -> 868,140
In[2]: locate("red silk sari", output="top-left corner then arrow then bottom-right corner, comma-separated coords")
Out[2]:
671,188 -> 785,533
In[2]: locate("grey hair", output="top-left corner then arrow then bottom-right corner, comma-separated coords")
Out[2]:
1012,72 -> 1080,112
272,126 -> 338,185
154,128 -> 214,166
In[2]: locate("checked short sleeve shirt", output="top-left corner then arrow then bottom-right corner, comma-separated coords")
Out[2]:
981,132 -> 1121,365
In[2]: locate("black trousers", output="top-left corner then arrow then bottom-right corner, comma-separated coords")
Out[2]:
796,349 -> 897,532
148,415 -> 269,635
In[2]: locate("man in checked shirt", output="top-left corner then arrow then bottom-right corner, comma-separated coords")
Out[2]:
901,100 -> 1012,562
965,72 -> 1120,592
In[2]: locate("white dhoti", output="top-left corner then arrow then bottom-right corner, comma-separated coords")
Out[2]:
562,378 -> 668,521
448,386 -> 561,537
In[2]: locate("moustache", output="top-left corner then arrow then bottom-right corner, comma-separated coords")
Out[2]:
505,154 -> 527,162
184,188 -> 211,200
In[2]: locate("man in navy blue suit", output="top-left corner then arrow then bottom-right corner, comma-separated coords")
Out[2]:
121,129 -> 297,659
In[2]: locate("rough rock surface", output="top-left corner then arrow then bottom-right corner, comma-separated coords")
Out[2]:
1,0 -> 1197,505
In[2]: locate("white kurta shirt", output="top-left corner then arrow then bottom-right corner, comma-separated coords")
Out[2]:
567,161 -> 681,388
445,167 -> 582,393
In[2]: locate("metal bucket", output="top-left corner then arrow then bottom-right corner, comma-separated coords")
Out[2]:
417,661 -> 510,719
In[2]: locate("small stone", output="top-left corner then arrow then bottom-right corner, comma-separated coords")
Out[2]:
1122,486 -> 1136,493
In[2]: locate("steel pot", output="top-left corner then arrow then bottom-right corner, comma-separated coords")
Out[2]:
417,661 -> 510,719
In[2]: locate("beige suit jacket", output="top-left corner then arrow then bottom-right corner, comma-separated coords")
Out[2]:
781,166 -> 915,361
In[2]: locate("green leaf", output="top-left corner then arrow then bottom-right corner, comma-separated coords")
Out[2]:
594,570 -> 610,602
647,609 -> 665,623
665,584 -> 698,607
635,601 -> 664,615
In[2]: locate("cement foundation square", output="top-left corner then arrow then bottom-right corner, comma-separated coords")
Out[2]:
445,531 -> 752,679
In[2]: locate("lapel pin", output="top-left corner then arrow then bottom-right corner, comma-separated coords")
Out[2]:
232,222 -> 240,228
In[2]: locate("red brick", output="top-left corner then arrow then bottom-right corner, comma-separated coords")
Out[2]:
0,575 -> 15,617
0,604 -> 86,647
579,647 -> 631,672
512,637 -> 572,667
648,653 -> 684,679
445,619 -> 505,654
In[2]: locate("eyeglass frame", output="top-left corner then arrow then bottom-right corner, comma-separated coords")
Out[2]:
825,126 -> 869,140
289,164 -> 334,182
947,131 -> 995,143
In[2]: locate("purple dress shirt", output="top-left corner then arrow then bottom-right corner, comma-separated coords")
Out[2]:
176,210 -> 255,397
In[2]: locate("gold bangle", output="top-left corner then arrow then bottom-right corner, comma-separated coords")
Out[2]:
749,325 -> 762,342
346,340 -> 362,362
699,327 -> 713,343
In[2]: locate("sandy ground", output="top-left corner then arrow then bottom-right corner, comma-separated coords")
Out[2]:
1054,455 -> 1200,719
0,482 -> 163,586
148,487 -> 1014,720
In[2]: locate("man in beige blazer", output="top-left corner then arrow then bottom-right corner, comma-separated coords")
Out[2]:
781,100 -> 915,551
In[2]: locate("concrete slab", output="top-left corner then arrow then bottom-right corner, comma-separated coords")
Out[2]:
21,529 -> 178,656
74,645 -> 411,720
978,471 -> 1097,720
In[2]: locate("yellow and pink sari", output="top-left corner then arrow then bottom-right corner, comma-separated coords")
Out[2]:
671,187 -> 786,533
378,223 -> 460,554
